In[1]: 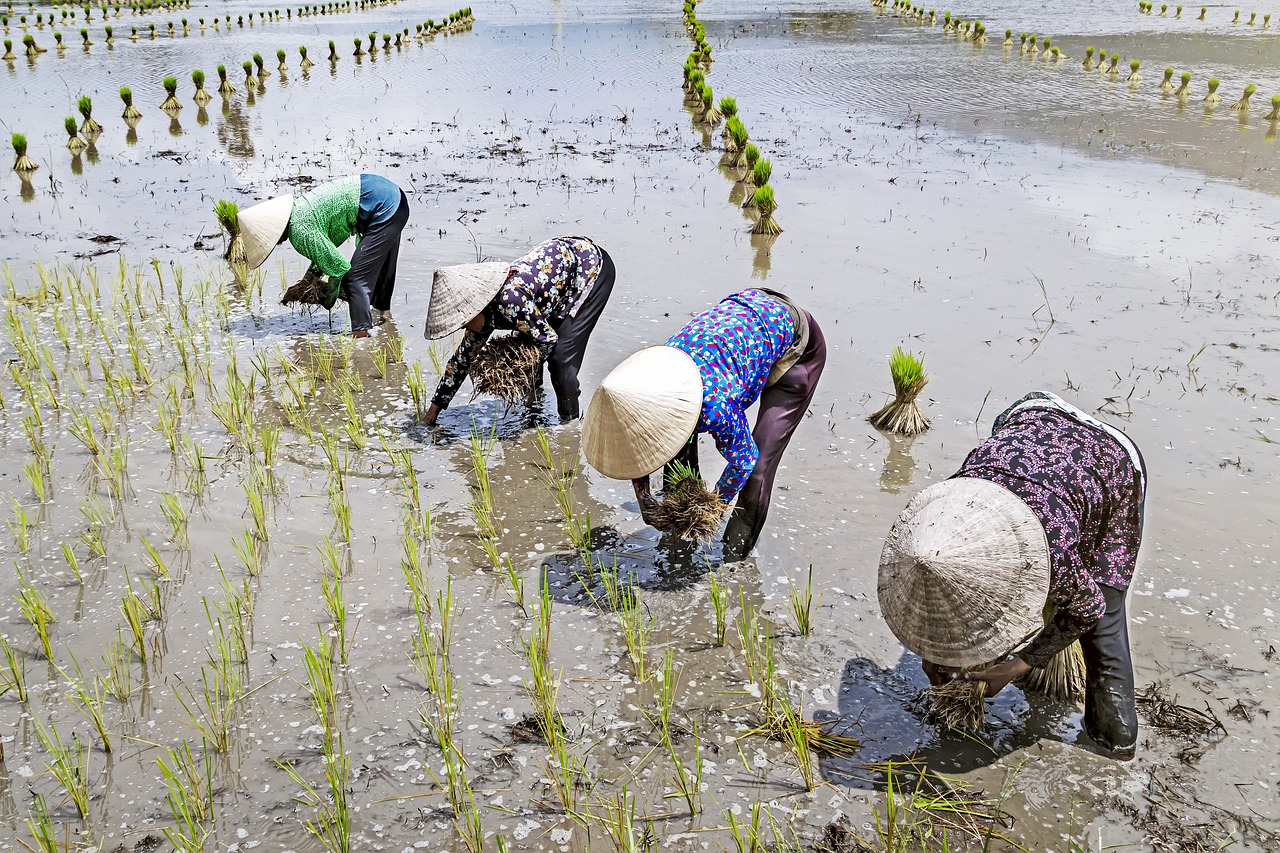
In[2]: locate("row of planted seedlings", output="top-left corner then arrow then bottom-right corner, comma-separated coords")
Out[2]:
0,0 -> 189,30
0,254 -> 438,850
7,8 -> 476,179
878,0 -> 1280,131
1137,1 -> 1280,26
679,0 -> 782,237
0,3 -> 461,60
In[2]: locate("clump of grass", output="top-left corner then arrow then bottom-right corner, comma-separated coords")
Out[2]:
192,68 -> 210,104
78,95 -> 103,135
160,75 -> 182,113
12,133 -> 38,173
1159,66 -> 1175,93
215,200 -> 246,265
867,346 -> 930,435
216,64 -> 234,95
1230,82 -> 1257,112
750,185 -> 782,235
649,461 -> 728,543
470,333 -> 544,405
1204,77 -> 1222,106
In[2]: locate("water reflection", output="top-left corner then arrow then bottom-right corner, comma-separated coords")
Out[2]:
878,433 -> 917,494
217,95 -> 254,159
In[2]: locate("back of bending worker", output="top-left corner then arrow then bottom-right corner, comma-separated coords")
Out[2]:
878,390 -> 1146,759
422,236 -> 615,424
235,173 -> 409,337
582,287 -> 826,561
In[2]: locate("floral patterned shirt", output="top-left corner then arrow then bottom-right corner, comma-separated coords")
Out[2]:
953,403 -> 1145,667
665,289 -> 795,501
431,237 -> 603,409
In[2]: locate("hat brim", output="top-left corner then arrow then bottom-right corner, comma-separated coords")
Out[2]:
424,262 -> 511,339
877,478 -> 1051,669
583,346 -> 703,480
239,195 -> 294,270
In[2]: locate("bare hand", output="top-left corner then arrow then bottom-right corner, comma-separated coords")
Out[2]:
921,659 -> 946,687
639,494 -> 660,526
422,403 -> 441,427
960,656 -> 1031,696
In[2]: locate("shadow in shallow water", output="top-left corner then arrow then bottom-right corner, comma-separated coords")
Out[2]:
819,653 -> 1089,790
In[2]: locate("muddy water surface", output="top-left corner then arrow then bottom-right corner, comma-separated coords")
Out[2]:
0,0 -> 1279,850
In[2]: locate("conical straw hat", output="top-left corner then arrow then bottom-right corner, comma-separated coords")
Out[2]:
582,346 -> 703,480
238,195 -> 294,270
424,262 -> 511,339
878,477 -> 1051,669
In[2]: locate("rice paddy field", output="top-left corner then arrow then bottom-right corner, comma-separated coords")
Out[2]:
1,0 -> 1279,849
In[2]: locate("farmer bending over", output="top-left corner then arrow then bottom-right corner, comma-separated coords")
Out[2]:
878,391 -> 1146,760
582,288 -> 826,561
422,236 -> 615,424
235,174 -> 409,337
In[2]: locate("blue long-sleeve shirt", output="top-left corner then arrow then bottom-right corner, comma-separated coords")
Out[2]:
666,289 -> 794,500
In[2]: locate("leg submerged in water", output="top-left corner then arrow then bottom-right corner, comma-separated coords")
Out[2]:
1080,584 -> 1138,759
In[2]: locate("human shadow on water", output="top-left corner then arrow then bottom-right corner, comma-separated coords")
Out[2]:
817,653 -> 1084,791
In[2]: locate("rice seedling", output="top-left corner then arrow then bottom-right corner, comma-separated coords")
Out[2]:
23,458 -> 50,503
11,133 -> 37,174
319,536 -> 351,663
34,719 -> 91,818
601,565 -> 652,682
521,582 -> 563,745
723,115 -> 747,160
0,634 -> 28,702
274,733 -> 351,852
1159,66 -> 1176,94
62,117 -> 90,157
867,346 -> 930,435
1231,83 -> 1257,112
1126,59 -> 1141,83
750,185 -> 782,235
174,664 -> 240,753
190,68 -> 211,106
650,460 -> 728,543
595,784 -> 642,853
1264,93 -> 1280,121
352,34 -> 364,55
60,655 -> 113,752
1205,77 -> 1223,106
708,567 -> 729,646
141,534 -> 171,579
651,647 -> 681,748
99,628 -> 132,701
787,565 -> 821,635
23,793 -> 57,853
77,94 -> 102,135
302,629 -> 338,750
157,741 -> 212,852
328,39 -> 338,60
16,570 -> 56,660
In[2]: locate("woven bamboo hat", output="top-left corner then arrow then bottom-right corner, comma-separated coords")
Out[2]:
878,477 -> 1051,669
424,262 -> 511,339
238,195 -> 294,270
582,346 -> 703,480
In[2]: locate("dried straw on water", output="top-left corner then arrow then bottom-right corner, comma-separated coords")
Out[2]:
868,346 -> 930,435
470,334 -> 544,405
920,677 -> 989,732
650,462 -> 729,543
1015,603 -> 1087,703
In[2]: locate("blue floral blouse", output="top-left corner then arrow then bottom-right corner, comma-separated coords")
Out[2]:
431,237 -> 604,409
666,289 -> 795,500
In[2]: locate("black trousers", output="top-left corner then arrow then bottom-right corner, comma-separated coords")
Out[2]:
343,191 -> 409,332
545,248 -> 615,421
1081,589 -> 1139,758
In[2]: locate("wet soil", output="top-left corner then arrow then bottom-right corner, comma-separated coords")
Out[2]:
1,0 -> 1279,851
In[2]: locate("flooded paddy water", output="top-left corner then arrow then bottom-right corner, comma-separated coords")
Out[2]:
1,0 -> 1280,848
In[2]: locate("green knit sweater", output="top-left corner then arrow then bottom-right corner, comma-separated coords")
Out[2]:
287,175 -> 360,279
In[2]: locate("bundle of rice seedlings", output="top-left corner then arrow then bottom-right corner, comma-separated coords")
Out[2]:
920,677 -> 988,732
12,133 -> 38,173
104,25 -> 114,45
78,96 -> 102,136
1106,52 -> 1120,77
1,40 -> 12,61
740,144 -> 761,187
1264,94 -> 1280,121
1230,83 -> 1256,112
299,45 -> 314,68
276,48 -> 287,71
118,87 -> 141,122
1002,28 -> 1012,47
367,31 -> 376,51
327,39 -> 338,61
64,116 -> 86,153
352,35 -> 364,56
1178,5 -> 1185,17
867,346 -> 929,435
280,272 -> 333,307
21,33 -> 35,55
741,152 -> 766,207
1160,2 -> 1169,13
723,115 -> 747,159
750,185 -> 782,235
700,84 -> 721,124
469,334 -> 545,405
649,461 -> 729,543
159,76 -> 181,113
1248,10 -> 1257,24
215,200 -> 246,265
1204,77 -> 1222,106
128,25 -> 137,40
381,33 -> 391,49
1083,46 -> 1094,69
686,69 -> 704,102
253,52 -> 269,78
1198,5 -> 1207,17
1175,71 -> 1192,99
1158,66 -> 1175,94
730,122 -> 751,167
1266,12 -> 1273,27
79,26 -> 91,46
216,64 -> 234,96
242,59 -> 258,88
1126,59 -> 1141,84
1232,8 -> 1240,22
191,69 -> 210,105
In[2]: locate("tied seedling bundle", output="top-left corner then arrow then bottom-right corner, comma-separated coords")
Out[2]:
868,346 -> 930,435
650,461 -> 729,543
281,270 -> 336,309
470,333 -> 544,405
918,663 -> 996,732
215,200 -> 246,265
12,133 -> 38,173
1015,604 -> 1086,703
